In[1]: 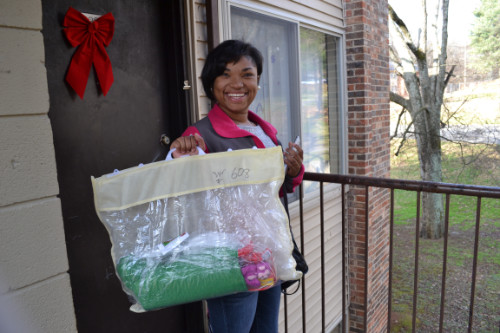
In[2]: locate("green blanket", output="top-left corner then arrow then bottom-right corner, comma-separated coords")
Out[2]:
116,247 -> 248,310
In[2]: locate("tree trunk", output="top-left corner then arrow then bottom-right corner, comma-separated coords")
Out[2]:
390,0 -> 450,239
421,191 -> 444,238
414,112 -> 445,239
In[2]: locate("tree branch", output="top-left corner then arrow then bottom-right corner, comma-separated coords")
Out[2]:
443,64 -> 456,87
390,91 -> 410,109
389,4 -> 427,61
391,107 -> 408,140
437,0 -> 451,96
394,119 -> 415,156
389,45 -> 403,68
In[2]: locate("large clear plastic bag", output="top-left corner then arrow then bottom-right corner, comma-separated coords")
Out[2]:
91,147 -> 301,312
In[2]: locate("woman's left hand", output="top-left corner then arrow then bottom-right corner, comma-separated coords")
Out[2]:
284,141 -> 303,177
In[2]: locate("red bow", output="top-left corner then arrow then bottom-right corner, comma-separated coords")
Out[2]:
63,7 -> 115,99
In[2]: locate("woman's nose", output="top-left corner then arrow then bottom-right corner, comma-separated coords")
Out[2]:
229,76 -> 243,88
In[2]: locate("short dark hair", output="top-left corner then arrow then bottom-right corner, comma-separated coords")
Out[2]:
201,40 -> 263,101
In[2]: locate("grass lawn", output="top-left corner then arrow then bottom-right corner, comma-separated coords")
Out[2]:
389,140 -> 500,332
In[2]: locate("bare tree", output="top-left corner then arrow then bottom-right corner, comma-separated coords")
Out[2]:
389,0 -> 452,239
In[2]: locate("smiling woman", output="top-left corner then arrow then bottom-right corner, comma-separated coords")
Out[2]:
212,57 -> 260,123
170,40 -> 304,180
169,40 -> 305,332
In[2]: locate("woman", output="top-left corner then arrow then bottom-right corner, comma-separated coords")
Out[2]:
170,39 -> 304,333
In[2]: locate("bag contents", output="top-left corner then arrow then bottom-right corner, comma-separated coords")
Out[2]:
92,147 -> 301,312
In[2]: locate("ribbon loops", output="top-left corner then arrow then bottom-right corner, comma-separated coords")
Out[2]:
63,7 -> 115,99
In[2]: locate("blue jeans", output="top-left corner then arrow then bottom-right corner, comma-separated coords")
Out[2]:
207,284 -> 281,333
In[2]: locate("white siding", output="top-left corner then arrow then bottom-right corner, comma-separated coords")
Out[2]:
0,0 -> 76,331
188,0 -> 212,119
257,0 -> 344,29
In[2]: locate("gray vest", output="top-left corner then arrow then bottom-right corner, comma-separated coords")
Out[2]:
194,117 -> 264,153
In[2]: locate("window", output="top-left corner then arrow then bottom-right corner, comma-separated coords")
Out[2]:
300,27 -> 341,176
230,7 -> 300,152
227,5 -> 344,193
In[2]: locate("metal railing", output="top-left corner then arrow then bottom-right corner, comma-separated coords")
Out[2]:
283,172 -> 500,333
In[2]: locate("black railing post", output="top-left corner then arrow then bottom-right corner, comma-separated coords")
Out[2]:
364,186 -> 369,332
412,191 -> 421,332
388,189 -> 394,333
300,184 -> 306,333
342,184 -> 347,333
284,293 -> 289,333
439,194 -> 451,332
468,197 -> 482,333
320,182 -> 325,332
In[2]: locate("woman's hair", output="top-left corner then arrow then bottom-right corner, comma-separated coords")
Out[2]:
201,40 -> 263,101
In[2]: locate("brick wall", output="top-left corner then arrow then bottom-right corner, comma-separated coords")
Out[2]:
344,0 -> 391,332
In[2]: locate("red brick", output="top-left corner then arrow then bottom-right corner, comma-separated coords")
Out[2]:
345,0 -> 390,332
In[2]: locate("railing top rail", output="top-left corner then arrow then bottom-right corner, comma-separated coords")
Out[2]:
303,172 -> 500,199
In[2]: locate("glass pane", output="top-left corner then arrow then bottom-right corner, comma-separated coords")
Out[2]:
300,28 -> 340,177
230,6 -> 299,146
228,7 -> 342,198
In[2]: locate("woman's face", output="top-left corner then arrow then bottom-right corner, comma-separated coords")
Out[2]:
213,56 -> 259,119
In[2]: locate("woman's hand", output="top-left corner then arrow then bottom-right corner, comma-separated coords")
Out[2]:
170,133 -> 206,158
284,141 -> 303,177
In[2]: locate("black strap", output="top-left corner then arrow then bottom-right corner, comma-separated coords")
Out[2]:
281,188 -> 303,295
282,278 -> 301,296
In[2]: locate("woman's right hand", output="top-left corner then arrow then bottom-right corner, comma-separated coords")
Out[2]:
170,133 -> 206,158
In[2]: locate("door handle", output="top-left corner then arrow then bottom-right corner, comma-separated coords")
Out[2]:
183,80 -> 191,90
160,134 -> 171,145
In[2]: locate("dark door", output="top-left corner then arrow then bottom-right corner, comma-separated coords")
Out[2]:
42,1 -> 203,332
